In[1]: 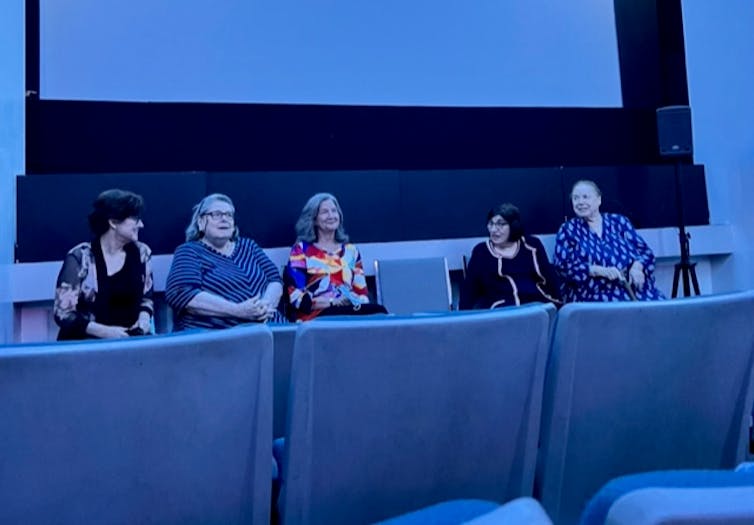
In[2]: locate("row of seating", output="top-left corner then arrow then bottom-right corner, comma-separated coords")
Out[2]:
2,291 -> 754,524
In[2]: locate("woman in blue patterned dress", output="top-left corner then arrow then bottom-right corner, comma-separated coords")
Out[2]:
554,180 -> 664,302
166,193 -> 287,330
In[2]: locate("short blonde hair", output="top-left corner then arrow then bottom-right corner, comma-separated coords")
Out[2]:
185,193 -> 240,242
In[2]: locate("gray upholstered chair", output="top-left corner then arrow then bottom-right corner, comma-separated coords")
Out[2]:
374,256 -> 453,314
582,465 -> 754,525
536,291 -> 754,525
279,307 -> 552,524
604,485 -> 754,525
375,497 -> 553,525
0,325 -> 274,525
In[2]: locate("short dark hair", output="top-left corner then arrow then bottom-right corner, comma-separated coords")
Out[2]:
88,189 -> 144,237
487,203 -> 524,242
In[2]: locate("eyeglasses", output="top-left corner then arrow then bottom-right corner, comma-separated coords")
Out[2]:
487,220 -> 509,229
202,210 -> 235,220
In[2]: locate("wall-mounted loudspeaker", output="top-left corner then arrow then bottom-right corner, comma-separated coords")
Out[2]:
656,105 -> 693,157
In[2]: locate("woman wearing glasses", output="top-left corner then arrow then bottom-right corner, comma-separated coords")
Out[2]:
459,203 -> 561,310
166,193 -> 286,330
54,189 -> 154,340
285,192 -> 387,321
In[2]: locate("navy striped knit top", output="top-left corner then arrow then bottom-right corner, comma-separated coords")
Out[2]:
166,237 -> 285,330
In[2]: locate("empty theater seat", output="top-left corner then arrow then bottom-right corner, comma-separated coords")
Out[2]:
374,256 -> 453,314
279,306 -> 552,524
0,325 -> 274,525
582,465 -> 754,525
375,497 -> 553,525
536,291 -> 754,525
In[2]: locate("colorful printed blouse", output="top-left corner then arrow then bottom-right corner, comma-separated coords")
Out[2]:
553,213 -> 665,302
54,240 -> 154,340
286,241 -> 370,321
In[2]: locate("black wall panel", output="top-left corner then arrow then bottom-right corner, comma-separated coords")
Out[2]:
16,165 -> 708,263
398,169 -> 566,240
206,170 -> 403,246
25,104 -> 666,174
16,172 -> 207,262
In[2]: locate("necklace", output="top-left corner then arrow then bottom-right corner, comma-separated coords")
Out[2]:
203,239 -> 235,256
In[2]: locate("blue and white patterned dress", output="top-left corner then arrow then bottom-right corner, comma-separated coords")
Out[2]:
554,213 -> 664,302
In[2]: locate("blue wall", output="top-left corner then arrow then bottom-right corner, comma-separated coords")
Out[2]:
0,0 -> 24,343
682,0 -> 754,291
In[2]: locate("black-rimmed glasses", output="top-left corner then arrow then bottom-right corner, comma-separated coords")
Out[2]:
202,210 -> 235,220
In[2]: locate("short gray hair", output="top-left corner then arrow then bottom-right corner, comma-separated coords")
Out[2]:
295,192 -> 349,243
185,193 -> 240,242
571,179 -> 602,197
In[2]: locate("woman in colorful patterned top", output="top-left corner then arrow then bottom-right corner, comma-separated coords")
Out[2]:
166,193 -> 286,330
554,180 -> 665,302
53,189 -> 154,340
460,203 -> 561,310
286,193 -> 387,321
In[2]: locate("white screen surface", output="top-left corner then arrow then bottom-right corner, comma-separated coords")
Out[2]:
40,0 -> 622,107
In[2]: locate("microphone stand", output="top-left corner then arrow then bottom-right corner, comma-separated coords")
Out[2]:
670,161 -> 700,297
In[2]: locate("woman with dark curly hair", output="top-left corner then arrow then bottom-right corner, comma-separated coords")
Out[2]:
460,203 -> 561,310
53,189 -> 154,340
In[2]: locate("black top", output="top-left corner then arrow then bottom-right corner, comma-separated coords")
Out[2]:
92,242 -> 144,329
460,235 -> 562,310
55,240 -> 152,341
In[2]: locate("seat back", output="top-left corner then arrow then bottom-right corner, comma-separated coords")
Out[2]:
606,485 -> 754,525
0,325 -> 274,525
374,256 -> 452,314
280,307 -> 552,524
582,468 -> 754,525
536,291 -> 754,525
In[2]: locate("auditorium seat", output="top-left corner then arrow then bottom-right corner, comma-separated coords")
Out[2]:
375,497 -> 552,525
536,291 -> 754,525
582,466 -> 754,525
605,485 -> 754,525
0,325 -> 274,525
278,307 -> 552,524
374,256 -> 453,314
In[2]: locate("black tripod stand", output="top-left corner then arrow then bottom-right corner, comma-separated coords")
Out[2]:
671,161 -> 700,298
